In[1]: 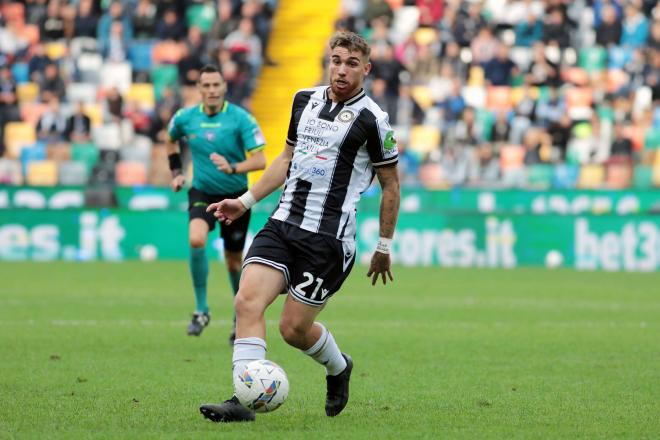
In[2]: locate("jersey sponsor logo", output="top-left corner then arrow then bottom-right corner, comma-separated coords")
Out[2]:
205,131 -> 216,141
384,130 -> 396,150
292,162 -> 326,178
337,109 -> 355,123
200,122 -> 221,128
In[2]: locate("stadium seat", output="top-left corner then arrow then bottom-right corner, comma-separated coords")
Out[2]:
66,82 -> 98,104
11,62 -> 29,84
475,109 -> 495,141
526,164 -> 553,189
418,163 -> 445,189
71,143 -> 100,174
128,41 -> 154,72
45,42 -> 68,60
19,102 -> 49,126
186,3 -> 216,33
115,161 -> 148,186
0,158 -> 23,185
26,160 -> 58,186
562,67 -> 589,86
93,124 -> 122,150
632,165 -> 653,189
552,164 -> 579,189
408,125 -> 440,157
17,24 -> 40,45
462,85 -> 486,109
47,143 -> 71,162
4,122 -> 36,158
607,46 -> 631,69
578,47 -> 606,73
76,53 -> 104,83
16,82 -> 39,103
645,129 -> 660,150
565,87 -> 593,110
58,161 -> 89,185
605,161 -> 632,189
152,42 -> 184,65
84,103 -> 103,127
653,158 -> 660,187
120,136 -> 152,165
413,27 -> 437,46
152,64 -> 179,100
19,142 -> 46,175
622,125 -> 646,151
606,69 -> 629,94
100,62 -> 132,94
499,144 -> 524,170
577,164 -> 605,189
467,66 -> 485,87
510,47 -> 532,71
410,86 -> 433,110
126,83 -> 155,110
69,37 -> 98,59
486,86 -> 512,111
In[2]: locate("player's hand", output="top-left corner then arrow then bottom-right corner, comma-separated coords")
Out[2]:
206,199 -> 247,225
367,252 -> 393,286
210,153 -> 232,174
171,175 -> 185,192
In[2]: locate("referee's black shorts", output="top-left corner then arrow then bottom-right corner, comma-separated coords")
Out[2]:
187,187 -> 251,252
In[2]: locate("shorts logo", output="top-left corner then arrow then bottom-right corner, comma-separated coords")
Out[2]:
337,110 -> 355,123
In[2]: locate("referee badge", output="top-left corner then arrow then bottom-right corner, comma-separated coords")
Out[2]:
337,109 -> 355,123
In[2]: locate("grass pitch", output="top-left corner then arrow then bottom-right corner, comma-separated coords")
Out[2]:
1,262 -> 659,439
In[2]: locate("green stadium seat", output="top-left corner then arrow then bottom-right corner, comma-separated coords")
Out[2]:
578,47 -> 607,73
476,109 -> 495,142
186,4 -> 215,33
151,65 -> 179,101
644,129 -> 660,150
71,143 -> 99,174
633,165 -> 653,189
527,164 -> 553,189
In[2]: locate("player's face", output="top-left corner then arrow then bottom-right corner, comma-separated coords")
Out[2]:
198,72 -> 226,109
328,46 -> 371,101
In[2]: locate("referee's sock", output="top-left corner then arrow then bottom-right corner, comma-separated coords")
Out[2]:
228,269 -> 241,297
189,247 -> 209,313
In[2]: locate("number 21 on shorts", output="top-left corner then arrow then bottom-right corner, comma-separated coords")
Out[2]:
294,272 -> 329,302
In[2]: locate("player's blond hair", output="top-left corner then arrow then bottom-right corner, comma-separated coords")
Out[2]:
329,31 -> 371,60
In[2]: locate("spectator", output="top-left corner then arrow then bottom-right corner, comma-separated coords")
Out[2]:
132,0 -> 158,39
649,19 -> 660,51
209,0 -> 240,41
452,107 -> 483,147
39,63 -> 66,101
442,41 -> 468,81
620,4 -> 649,48
225,18 -> 263,73
0,65 -> 20,156
526,42 -> 560,87
74,0 -> 98,38
536,86 -> 565,127
98,1 -> 133,48
28,43 -> 50,83
523,128 -> 545,164
491,111 -> 510,143
0,22 -> 29,57
509,84 -> 536,144
471,26 -> 498,65
104,87 -> 123,123
596,4 -> 622,47
472,142 -> 500,185
610,121 -> 633,158
543,7 -> 571,48
103,21 -> 128,62
155,8 -> 186,41
483,44 -> 519,86
515,12 -> 543,47
453,2 -> 486,47
36,96 -> 67,142
64,102 -> 92,143
417,0 -> 444,27
40,0 -> 65,41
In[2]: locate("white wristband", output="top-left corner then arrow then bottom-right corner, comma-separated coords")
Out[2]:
238,191 -> 257,210
376,237 -> 392,254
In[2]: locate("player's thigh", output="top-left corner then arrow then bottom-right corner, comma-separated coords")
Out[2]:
187,187 -> 217,244
188,218 -> 210,247
236,262 -> 287,315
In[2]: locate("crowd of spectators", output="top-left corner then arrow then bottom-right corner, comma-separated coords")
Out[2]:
0,0 -> 276,186
334,0 -> 660,189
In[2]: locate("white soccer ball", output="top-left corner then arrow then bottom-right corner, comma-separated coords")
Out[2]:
139,244 -> 158,262
545,250 -> 563,269
234,360 -> 289,413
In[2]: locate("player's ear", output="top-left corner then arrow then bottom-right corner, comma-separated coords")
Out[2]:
363,61 -> 372,76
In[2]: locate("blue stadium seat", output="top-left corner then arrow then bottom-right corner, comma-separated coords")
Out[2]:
551,164 -> 579,189
128,41 -> 154,73
19,142 -> 46,176
11,62 -> 29,84
607,46 -> 631,70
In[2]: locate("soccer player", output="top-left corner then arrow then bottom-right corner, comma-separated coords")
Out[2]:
199,31 -> 400,422
166,64 -> 266,341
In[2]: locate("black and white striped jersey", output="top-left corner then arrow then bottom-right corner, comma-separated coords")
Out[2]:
271,86 -> 398,242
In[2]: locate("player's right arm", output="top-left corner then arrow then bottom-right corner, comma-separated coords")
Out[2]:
166,109 -> 185,192
206,142 -> 294,225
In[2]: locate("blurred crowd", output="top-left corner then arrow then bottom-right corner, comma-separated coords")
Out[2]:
333,0 -> 660,189
1,0 -> 659,190
0,0 -> 276,186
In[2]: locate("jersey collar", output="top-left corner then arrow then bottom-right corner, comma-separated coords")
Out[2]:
200,100 -> 228,116
324,87 -> 366,105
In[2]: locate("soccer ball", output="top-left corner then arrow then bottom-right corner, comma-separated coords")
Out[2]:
545,250 -> 563,269
234,360 -> 289,413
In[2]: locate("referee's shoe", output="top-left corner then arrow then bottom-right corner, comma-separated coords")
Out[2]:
187,312 -> 210,336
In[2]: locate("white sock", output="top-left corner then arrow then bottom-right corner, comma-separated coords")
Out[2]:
303,323 -> 347,376
232,337 -> 266,382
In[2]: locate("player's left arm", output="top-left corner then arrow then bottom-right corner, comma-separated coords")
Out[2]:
210,149 -> 266,175
367,165 -> 400,286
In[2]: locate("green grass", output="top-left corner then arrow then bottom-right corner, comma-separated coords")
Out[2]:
1,262 -> 659,439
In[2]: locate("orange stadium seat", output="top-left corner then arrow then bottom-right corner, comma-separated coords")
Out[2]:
486,86 -> 512,111
418,163 -> 445,189
562,67 -> 589,86
152,41 -> 185,64
622,125 -> 646,151
577,164 -> 605,189
1,3 -> 25,24
605,161 -> 632,189
500,145 -> 524,170
26,160 -> 58,186
606,69 -> 629,94
17,24 -> 40,45
653,152 -> 660,187
115,161 -> 147,186
4,122 -> 36,158
565,87 -> 593,110
19,102 -> 49,126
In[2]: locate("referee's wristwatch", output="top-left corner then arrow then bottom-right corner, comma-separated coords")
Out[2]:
230,163 -> 237,174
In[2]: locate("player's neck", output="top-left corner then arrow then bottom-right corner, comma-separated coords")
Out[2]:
202,101 -> 224,116
328,86 -> 363,103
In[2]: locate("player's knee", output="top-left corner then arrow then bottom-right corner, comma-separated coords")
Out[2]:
278,318 -> 308,347
189,235 -> 206,248
226,257 -> 243,273
234,289 -> 263,318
